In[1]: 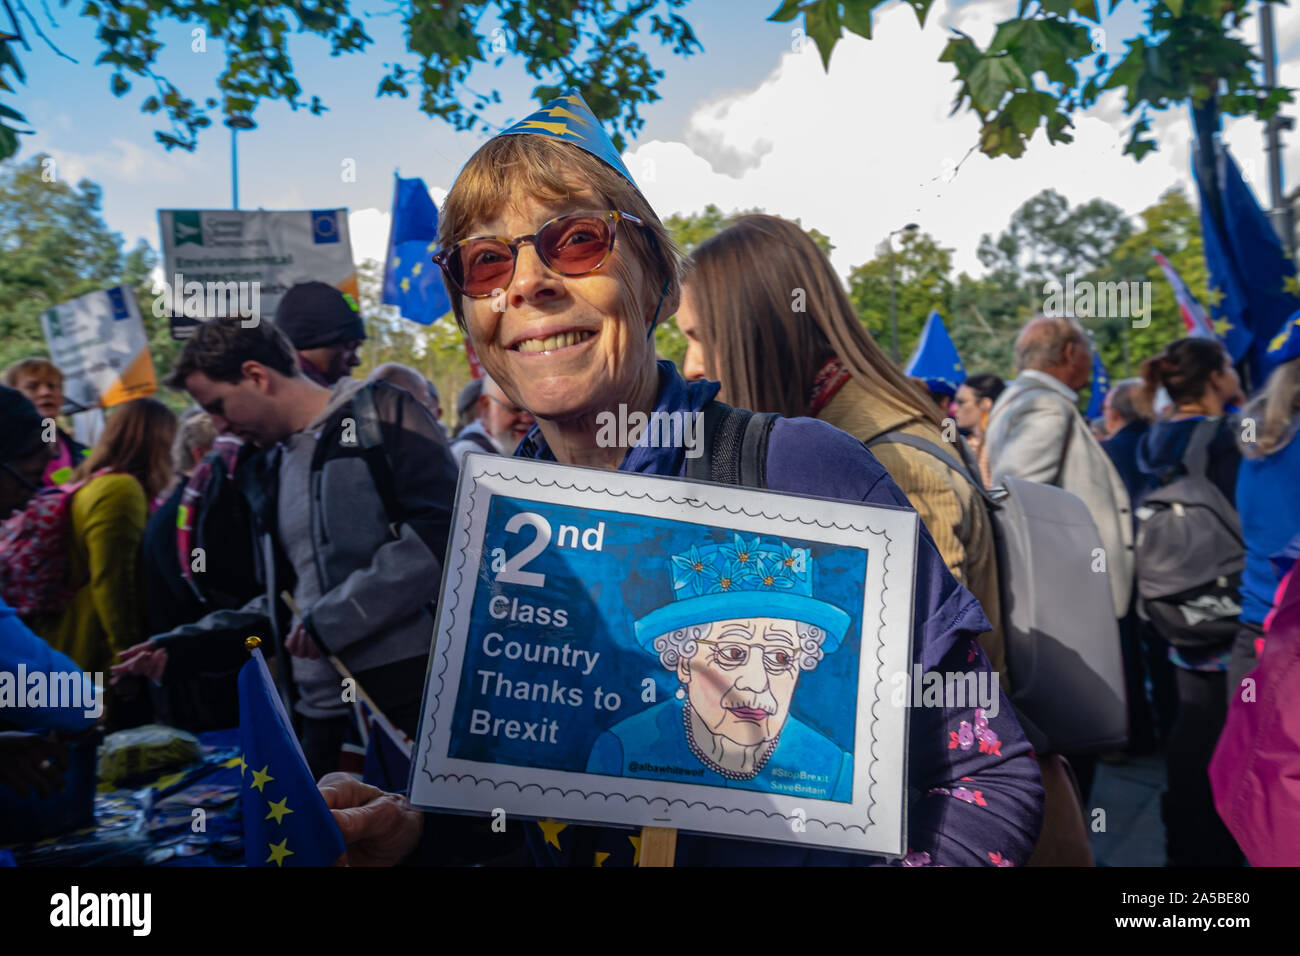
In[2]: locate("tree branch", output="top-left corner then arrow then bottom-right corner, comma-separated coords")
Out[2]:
13,0 -> 76,62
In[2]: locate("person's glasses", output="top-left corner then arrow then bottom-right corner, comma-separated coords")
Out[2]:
696,639 -> 799,675
433,210 -> 645,298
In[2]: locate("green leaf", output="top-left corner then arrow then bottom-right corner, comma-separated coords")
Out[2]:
0,103 -> 26,123
968,54 -> 1029,114
1164,0 -> 1183,16
906,0 -> 935,28
803,0 -> 841,71
1005,91 -> 1043,135
841,0 -> 874,39
110,74 -> 129,96
768,0 -> 804,23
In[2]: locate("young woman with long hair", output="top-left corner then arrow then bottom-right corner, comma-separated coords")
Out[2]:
32,397 -> 177,726
675,214 -> 1002,673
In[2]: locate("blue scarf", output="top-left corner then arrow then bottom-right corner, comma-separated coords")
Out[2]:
515,361 -> 720,476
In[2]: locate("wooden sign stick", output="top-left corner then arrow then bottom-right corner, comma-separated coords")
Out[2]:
638,826 -> 677,867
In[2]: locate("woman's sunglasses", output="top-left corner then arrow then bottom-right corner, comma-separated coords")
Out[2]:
433,210 -> 644,299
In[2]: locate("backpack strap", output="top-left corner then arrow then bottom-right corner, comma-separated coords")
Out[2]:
1179,417 -> 1222,480
866,430 -> 997,507
685,401 -> 776,488
351,383 -> 403,536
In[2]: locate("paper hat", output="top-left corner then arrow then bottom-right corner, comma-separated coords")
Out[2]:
633,535 -> 851,654
497,90 -> 637,187
905,311 -> 966,397
1267,309 -> 1300,365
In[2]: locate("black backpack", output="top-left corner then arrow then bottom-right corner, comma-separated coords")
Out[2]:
1134,418 -> 1244,650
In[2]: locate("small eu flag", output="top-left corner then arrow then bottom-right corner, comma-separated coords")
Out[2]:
1086,350 -> 1110,419
238,641 -> 346,867
382,175 -> 451,325
904,311 -> 966,396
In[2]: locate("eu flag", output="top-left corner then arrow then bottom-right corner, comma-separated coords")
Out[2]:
238,645 -> 346,867
383,175 -> 451,325
904,311 -> 966,396
1086,350 -> 1110,419
1192,108 -> 1300,380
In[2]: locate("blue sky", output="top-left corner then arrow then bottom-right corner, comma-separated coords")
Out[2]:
9,0 -> 1297,277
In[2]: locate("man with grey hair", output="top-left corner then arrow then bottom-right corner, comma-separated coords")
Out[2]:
448,376 -> 535,464
368,363 -> 444,436
985,316 -> 1134,618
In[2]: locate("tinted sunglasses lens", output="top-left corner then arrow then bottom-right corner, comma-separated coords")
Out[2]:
539,216 -> 613,275
457,239 -> 515,295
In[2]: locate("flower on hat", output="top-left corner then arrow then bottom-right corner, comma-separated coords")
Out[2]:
744,555 -> 796,591
670,544 -> 719,597
720,534 -> 762,571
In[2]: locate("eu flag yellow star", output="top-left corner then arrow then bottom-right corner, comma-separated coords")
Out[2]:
1204,286 -> 1226,308
1213,317 -> 1234,336
1269,327 -> 1291,352
594,851 -> 610,867
266,839 -> 294,867
250,765 -> 274,792
540,104 -> 591,127
516,119 -> 575,137
393,255 -> 401,269
412,261 -> 422,276
1284,275 -> 1300,297
265,796 -> 294,825
628,834 -> 642,866
537,819 -> 567,850
224,754 -> 247,776
152,771 -> 188,791
400,276 -> 410,293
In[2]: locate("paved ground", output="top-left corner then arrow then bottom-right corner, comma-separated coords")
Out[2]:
1087,753 -> 1166,867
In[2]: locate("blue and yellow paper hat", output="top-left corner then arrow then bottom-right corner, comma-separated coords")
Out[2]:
1267,309 -> 1300,365
633,535 -> 851,654
497,90 -> 638,188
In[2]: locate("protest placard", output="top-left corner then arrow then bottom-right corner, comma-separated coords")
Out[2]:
41,285 -> 156,410
156,208 -> 357,339
408,454 -> 918,857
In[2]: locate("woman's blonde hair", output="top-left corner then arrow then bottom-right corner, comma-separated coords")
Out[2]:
1241,356 -> 1300,459
75,398 -> 178,500
684,214 -> 942,425
438,135 -> 680,332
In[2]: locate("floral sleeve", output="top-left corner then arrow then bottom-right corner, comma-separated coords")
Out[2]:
896,637 -> 1045,867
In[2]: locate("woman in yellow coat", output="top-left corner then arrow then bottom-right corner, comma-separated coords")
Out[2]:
33,398 -> 176,723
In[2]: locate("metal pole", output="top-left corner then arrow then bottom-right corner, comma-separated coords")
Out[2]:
888,243 -> 899,363
1260,2 -> 1295,256
231,125 -> 239,210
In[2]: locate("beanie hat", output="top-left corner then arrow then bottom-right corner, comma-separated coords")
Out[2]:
0,385 -> 46,462
273,281 -> 366,350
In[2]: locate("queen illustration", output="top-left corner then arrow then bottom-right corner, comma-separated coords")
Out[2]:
586,534 -> 854,801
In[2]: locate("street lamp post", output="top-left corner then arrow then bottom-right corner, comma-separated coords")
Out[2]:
224,114 -> 256,209
886,223 -> 919,363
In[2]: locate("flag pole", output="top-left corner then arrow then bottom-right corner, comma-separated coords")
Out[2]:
280,590 -> 395,737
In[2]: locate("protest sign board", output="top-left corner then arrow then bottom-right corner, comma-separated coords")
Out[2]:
408,454 -> 918,857
156,208 -> 357,339
41,285 -> 156,410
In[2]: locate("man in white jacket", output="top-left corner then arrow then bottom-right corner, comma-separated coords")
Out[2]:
985,316 -> 1134,618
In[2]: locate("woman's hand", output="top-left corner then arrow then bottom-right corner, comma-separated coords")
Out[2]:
317,772 -> 423,866
111,641 -> 168,683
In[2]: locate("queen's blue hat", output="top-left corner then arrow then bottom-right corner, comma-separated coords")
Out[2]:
633,535 -> 851,654
497,90 -> 638,188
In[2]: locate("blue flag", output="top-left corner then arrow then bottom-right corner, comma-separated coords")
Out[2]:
383,175 -> 451,325
238,647 -> 346,867
1086,350 -> 1110,419
359,697 -> 413,795
1192,116 -> 1300,379
904,311 -> 966,396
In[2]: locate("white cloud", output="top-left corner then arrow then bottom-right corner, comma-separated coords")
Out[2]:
623,0 -> 1300,279
44,137 -> 202,187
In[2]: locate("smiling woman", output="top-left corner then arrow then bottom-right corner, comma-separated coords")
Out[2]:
321,91 -> 1046,868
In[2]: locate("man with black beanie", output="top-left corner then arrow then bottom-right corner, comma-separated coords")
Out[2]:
273,281 -> 367,387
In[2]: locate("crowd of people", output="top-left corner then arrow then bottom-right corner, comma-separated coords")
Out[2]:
3,94 -> 1300,869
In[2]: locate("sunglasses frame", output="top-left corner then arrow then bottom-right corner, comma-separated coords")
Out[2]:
433,209 -> 645,299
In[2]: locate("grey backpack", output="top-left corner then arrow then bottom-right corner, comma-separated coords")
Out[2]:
866,430 -> 1127,756
1134,418 -> 1243,650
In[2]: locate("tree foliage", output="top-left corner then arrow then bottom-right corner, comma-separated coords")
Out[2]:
0,152 -> 174,379
771,0 -> 1292,161
848,229 -> 955,362
0,0 -> 701,160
